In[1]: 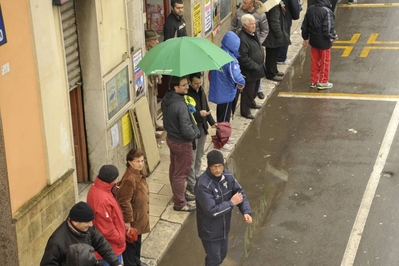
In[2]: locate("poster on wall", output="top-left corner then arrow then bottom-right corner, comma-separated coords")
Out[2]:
204,0 -> 212,35
133,49 -> 145,98
212,0 -> 220,28
193,2 -> 201,37
147,1 -> 165,32
106,61 -> 131,120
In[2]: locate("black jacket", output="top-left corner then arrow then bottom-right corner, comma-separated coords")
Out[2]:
161,90 -> 200,143
40,220 -> 119,266
302,0 -> 337,50
195,168 -> 252,241
282,0 -> 301,29
263,4 -> 291,48
186,85 -> 216,136
237,29 -> 265,82
163,12 -> 187,41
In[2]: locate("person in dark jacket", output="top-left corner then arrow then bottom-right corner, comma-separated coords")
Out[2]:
302,0 -> 338,89
277,0 -> 301,64
40,202 -> 122,266
195,150 -> 252,266
237,14 -> 265,120
161,76 -> 200,212
186,72 -> 216,194
308,0 -> 337,12
163,0 -> 186,41
263,3 -> 291,81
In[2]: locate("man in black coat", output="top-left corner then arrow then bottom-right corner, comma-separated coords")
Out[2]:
195,150 -> 252,266
163,0 -> 187,41
40,202 -> 122,266
237,14 -> 265,120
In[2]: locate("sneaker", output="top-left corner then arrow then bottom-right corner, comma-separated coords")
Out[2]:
220,144 -> 233,152
185,192 -> 195,201
277,59 -> 293,65
310,83 -> 317,89
227,137 -> 235,144
173,203 -> 196,212
316,82 -> 333,90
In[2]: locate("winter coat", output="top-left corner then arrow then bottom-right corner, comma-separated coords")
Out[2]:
116,167 -> 150,235
238,29 -> 265,82
40,220 -> 119,266
86,178 -> 126,259
301,0 -> 337,50
282,0 -> 301,29
161,90 -> 200,143
195,168 -> 252,241
187,85 -> 216,136
263,4 -> 291,48
209,31 -> 245,104
231,1 -> 269,44
163,12 -> 187,41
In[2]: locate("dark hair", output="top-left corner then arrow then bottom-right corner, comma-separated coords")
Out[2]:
188,72 -> 202,82
169,76 -> 188,91
171,0 -> 183,7
126,149 -> 145,167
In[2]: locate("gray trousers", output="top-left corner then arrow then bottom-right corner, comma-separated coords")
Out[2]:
187,126 -> 206,190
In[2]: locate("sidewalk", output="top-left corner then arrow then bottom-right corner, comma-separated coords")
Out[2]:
139,12 -> 307,266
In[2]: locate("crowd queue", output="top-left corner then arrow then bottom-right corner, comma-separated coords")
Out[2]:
40,0 -> 341,265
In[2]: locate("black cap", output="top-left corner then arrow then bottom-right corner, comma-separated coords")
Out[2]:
98,164 -> 119,183
69,202 -> 95,222
207,150 -> 225,167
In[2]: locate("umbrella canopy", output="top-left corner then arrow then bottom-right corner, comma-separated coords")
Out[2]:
138,36 -> 235,77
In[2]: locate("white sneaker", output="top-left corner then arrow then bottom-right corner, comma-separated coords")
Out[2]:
227,137 -> 235,144
220,144 -> 233,152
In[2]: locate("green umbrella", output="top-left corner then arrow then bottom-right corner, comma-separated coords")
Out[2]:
138,36 -> 234,77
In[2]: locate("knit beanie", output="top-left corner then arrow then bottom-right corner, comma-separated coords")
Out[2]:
207,150 -> 225,167
98,164 -> 119,183
69,202 -> 95,222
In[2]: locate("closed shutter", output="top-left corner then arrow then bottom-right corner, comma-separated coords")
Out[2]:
60,0 -> 81,91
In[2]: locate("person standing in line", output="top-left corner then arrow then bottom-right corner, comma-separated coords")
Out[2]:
161,76 -> 200,212
302,0 -> 338,89
195,150 -> 252,266
86,165 -> 126,266
40,202 -> 122,266
163,0 -> 187,41
277,0 -> 301,65
237,14 -> 265,120
116,149 -> 150,266
145,29 -> 164,139
231,0 -> 268,100
186,72 -> 217,195
209,31 -> 246,123
263,2 -> 291,82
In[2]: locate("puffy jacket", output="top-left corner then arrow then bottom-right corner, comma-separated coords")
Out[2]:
86,178 -> 126,259
231,1 -> 269,44
163,12 -> 187,41
209,31 -> 245,104
195,168 -> 252,241
161,90 -> 200,143
263,4 -> 291,48
238,29 -> 265,82
187,85 -> 216,135
40,220 -> 119,266
301,0 -> 337,50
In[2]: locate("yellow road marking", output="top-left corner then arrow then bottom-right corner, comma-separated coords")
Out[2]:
339,3 -> 399,8
332,46 -> 354,57
335,33 -> 361,44
278,92 -> 399,101
367,33 -> 399,44
360,46 -> 399,57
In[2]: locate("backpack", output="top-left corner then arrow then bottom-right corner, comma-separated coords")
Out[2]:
66,243 -> 101,266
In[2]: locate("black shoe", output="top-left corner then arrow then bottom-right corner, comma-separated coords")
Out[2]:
267,75 -> 283,82
251,104 -> 262,109
277,72 -> 284,77
185,193 -> 195,201
257,92 -> 265,99
173,203 -> 196,212
243,114 -> 255,120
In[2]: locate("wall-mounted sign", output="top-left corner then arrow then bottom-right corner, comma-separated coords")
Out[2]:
53,0 -> 71,6
0,5 -> 7,46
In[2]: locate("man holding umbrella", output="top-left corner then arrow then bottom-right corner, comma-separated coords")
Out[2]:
161,76 -> 200,212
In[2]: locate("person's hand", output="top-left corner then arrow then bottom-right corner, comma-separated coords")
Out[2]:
237,84 -> 244,90
200,110 -> 210,117
230,192 -> 243,206
244,214 -> 252,224
303,39 -> 309,48
125,222 -> 131,230
211,123 -> 218,128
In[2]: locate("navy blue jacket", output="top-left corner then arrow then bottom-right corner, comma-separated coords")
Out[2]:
195,168 -> 252,241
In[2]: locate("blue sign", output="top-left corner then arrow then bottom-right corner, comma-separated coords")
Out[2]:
0,5 -> 7,46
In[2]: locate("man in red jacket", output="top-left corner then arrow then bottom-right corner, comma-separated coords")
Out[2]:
87,165 -> 126,266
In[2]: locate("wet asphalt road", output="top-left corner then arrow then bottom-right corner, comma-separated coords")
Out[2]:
158,2 -> 399,266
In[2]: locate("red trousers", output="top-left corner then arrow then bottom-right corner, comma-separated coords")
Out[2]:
310,47 -> 331,84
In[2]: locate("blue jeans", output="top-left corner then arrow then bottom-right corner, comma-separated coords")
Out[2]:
99,254 -> 123,266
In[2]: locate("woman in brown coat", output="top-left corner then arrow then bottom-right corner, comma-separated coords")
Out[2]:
116,149 -> 150,266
